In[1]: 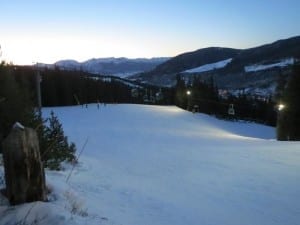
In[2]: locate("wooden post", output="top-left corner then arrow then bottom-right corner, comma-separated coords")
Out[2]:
2,123 -> 46,205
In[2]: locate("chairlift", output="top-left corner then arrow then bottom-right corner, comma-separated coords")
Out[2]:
155,89 -> 164,101
131,88 -> 139,98
192,105 -> 199,113
149,96 -> 156,103
143,89 -> 149,102
149,90 -> 155,103
228,104 -> 235,115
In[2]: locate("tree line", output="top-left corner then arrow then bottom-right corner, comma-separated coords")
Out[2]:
174,64 -> 300,140
276,64 -> 300,140
8,66 -> 174,107
1,63 -> 299,141
174,74 -> 277,126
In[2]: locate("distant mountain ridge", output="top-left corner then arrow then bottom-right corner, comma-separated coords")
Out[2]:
39,57 -> 170,78
130,36 -> 300,96
143,47 -> 241,75
38,36 -> 300,96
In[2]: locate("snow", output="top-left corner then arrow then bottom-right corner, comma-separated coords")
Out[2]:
224,84 -> 277,99
244,58 -> 295,72
12,122 -> 25,130
113,71 -> 141,78
183,58 -> 232,73
1,104 -> 300,225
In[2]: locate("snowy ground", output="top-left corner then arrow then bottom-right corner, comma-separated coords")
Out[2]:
183,58 -> 232,73
244,58 -> 295,72
1,104 -> 300,225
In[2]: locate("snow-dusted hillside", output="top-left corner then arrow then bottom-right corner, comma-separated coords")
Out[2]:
244,58 -> 295,72
183,58 -> 232,73
131,36 -> 300,96
1,104 -> 300,225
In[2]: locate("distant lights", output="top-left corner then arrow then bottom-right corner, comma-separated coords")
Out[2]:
278,104 -> 285,111
186,90 -> 191,95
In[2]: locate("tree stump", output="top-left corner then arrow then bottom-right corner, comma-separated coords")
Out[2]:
2,123 -> 46,205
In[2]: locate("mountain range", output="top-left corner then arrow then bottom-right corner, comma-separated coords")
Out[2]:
39,57 -> 170,78
40,36 -> 300,96
130,36 -> 300,96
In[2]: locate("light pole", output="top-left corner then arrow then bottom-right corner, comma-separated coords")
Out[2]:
33,62 -> 42,111
278,104 -> 285,111
186,90 -> 191,111
276,102 -> 287,140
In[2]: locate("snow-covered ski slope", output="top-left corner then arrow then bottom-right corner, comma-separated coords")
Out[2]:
183,58 -> 232,73
1,104 -> 300,225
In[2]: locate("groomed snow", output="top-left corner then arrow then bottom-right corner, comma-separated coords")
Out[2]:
183,58 -> 232,73
244,58 -> 295,72
1,104 -> 300,225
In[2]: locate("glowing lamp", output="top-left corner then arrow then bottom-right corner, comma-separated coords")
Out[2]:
278,104 -> 285,111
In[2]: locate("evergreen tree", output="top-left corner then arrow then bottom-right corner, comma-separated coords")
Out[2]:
27,109 -> 49,158
0,64 -> 35,150
277,64 -> 300,140
43,111 -> 77,170
190,76 -> 219,114
174,75 -> 187,109
274,70 -> 287,102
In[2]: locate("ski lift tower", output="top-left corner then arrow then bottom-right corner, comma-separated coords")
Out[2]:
228,103 -> 235,116
34,62 -> 42,111
186,90 -> 191,111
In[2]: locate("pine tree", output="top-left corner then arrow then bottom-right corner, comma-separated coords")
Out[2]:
175,75 -> 188,109
0,64 -> 35,151
190,76 -> 219,114
43,111 -> 77,170
27,109 -> 49,158
274,70 -> 287,102
277,64 -> 300,140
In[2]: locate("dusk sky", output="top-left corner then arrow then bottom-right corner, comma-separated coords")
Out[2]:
1,0 -> 300,65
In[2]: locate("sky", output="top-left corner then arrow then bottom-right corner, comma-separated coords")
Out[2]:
0,0 -> 300,65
